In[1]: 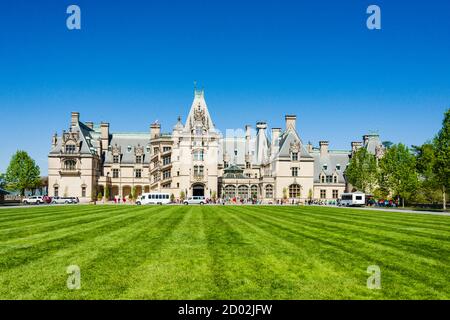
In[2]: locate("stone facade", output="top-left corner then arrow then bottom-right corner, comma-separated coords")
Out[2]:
48,89 -> 384,203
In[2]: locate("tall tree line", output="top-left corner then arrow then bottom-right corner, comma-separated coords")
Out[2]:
345,109 -> 449,209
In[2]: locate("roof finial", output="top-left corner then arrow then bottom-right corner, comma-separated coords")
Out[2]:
194,80 -> 197,91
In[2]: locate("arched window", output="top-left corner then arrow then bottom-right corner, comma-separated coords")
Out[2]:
289,184 -> 301,198
238,185 -> 249,199
224,185 -> 236,199
265,184 -> 273,198
64,160 -> 77,170
250,185 -> 258,198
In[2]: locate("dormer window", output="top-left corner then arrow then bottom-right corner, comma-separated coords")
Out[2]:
291,152 -> 298,161
127,146 -> 132,153
113,155 -> 119,164
323,164 -> 328,171
65,144 -> 76,154
146,146 -> 150,153
336,164 -> 341,171
321,175 -> 325,183
136,155 -> 142,164
333,175 -> 338,183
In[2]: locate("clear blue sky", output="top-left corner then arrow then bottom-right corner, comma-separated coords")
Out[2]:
0,0 -> 449,174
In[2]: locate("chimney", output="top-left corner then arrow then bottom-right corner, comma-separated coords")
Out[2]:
285,115 -> 296,131
150,123 -> 161,139
319,141 -> 329,157
100,122 -> 110,151
71,112 -> 80,127
363,135 -> 369,145
271,128 -> 281,147
52,133 -> 58,148
245,125 -> 251,156
85,121 -> 94,130
351,141 -> 363,153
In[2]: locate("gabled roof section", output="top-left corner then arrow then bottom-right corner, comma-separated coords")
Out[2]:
184,89 -> 215,133
277,129 -> 312,159
49,120 -> 100,156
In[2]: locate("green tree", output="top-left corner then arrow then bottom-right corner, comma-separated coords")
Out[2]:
345,148 -> 378,193
379,143 -> 418,207
308,188 -> 313,201
130,186 -> 137,202
180,191 -> 186,201
5,151 -> 41,196
433,109 -> 450,210
282,188 -> 288,202
170,193 -> 175,203
97,192 -> 103,201
0,173 -> 6,189
211,191 -> 217,202
412,143 -> 441,203
104,186 -> 110,201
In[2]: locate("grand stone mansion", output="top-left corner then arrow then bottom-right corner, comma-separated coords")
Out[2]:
48,89 -> 384,203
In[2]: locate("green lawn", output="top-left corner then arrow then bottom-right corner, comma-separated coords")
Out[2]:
0,205 -> 449,299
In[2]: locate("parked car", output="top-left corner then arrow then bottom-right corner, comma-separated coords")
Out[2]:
51,197 -> 74,204
22,196 -> 45,205
183,196 -> 206,205
69,197 -> 80,204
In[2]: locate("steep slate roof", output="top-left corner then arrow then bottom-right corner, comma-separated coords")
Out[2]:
105,133 -> 151,164
219,136 -> 255,166
310,149 -> 350,183
277,129 -> 313,159
49,121 -> 100,156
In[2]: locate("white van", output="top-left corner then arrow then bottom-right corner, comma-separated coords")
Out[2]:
136,193 -> 171,205
340,192 -> 365,207
183,196 -> 206,205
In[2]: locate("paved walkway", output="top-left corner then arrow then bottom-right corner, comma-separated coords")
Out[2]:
329,205 -> 450,216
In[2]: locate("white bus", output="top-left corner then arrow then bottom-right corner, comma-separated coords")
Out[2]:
136,193 -> 171,205
340,192 -> 365,207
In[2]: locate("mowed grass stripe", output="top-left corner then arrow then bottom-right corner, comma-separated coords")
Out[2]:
231,206 -> 450,298
119,206 -> 217,299
201,205 -> 293,299
0,206 -> 163,271
0,206 -> 173,299
0,206 -> 130,239
0,205 -> 449,299
246,206 -> 450,259
0,206 -> 153,248
0,205 -> 108,223
216,206 -> 373,299
267,206 -> 450,234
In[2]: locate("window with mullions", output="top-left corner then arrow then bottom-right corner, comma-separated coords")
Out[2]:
193,150 -> 204,161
